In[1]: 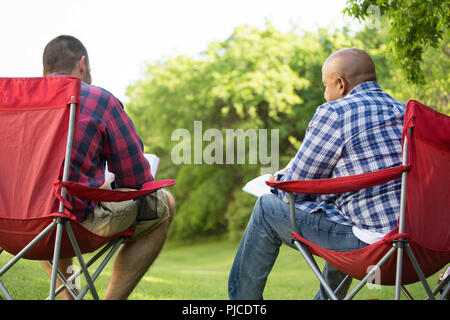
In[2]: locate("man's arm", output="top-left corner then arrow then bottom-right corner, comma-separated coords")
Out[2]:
274,104 -> 343,203
101,99 -> 151,189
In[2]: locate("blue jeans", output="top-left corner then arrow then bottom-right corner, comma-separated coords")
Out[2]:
228,193 -> 367,300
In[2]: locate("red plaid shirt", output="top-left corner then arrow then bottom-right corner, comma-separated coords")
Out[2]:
52,74 -> 151,221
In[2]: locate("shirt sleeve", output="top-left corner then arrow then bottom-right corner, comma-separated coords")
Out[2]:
102,98 -> 152,189
274,103 -> 343,203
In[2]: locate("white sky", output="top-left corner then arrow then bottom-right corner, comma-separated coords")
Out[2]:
0,0 -> 360,102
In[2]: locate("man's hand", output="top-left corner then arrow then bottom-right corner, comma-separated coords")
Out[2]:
100,173 -> 115,190
269,167 -> 290,181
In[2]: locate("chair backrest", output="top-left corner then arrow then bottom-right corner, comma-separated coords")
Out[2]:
0,76 -> 80,221
403,100 -> 450,251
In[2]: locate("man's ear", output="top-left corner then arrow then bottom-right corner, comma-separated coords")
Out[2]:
79,56 -> 88,74
76,55 -> 92,84
337,76 -> 348,97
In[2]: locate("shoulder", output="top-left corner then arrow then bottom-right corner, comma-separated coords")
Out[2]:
80,82 -> 125,121
323,82 -> 405,115
305,102 -> 342,140
81,82 -> 123,107
346,82 -> 404,108
312,100 -> 341,126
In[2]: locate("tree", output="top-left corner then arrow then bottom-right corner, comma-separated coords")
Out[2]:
344,0 -> 450,84
127,22 -> 315,239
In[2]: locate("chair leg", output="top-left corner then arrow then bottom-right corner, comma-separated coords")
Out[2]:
0,222 -> 57,300
0,279 -> 12,300
77,237 -> 124,300
394,242 -> 404,300
52,240 -> 117,298
334,275 -> 352,298
404,244 -> 435,300
345,246 -> 397,300
0,221 -> 57,278
45,261 -> 79,300
293,240 -> 339,300
439,277 -> 450,300
401,285 -> 414,300
430,267 -> 449,300
64,221 -> 99,300
0,248 -> 12,300
49,219 -> 64,300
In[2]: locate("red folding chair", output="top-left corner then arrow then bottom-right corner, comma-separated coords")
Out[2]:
0,76 -> 175,300
267,100 -> 450,300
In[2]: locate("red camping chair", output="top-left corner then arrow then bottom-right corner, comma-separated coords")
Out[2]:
0,76 -> 175,300
267,100 -> 450,300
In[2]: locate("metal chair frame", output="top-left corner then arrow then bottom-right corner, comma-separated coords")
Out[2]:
0,102 -> 124,300
288,128 -> 449,300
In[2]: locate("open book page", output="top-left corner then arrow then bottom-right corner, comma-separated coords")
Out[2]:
242,174 -> 273,197
105,153 -> 160,182
144,153 -> 160,178
242,159 -> 294,197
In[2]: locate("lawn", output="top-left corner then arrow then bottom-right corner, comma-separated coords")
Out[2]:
0,238 -> 446,300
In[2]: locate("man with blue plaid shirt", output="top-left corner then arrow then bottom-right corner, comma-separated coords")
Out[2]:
229,48 -> 405,300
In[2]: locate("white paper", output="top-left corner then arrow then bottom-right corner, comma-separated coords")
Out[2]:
242,159 -> 294,197
144,153 -> 160,178
242,174 -> 273,197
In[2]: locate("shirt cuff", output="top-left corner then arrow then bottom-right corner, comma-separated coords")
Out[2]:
270,173 -> 285,196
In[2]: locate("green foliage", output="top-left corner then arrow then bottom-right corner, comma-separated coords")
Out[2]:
344,0 -> 450,84
169,165 -> 236,239
224,189 -> 258,242
349,16 -> 449,113
127,22 -> 322,239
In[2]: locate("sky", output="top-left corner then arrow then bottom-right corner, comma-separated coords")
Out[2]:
0,0 -> 361,102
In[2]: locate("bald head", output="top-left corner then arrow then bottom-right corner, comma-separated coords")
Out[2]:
321,48 -> 377,102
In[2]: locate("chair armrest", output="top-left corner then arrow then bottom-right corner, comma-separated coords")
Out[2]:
266,165 -> 410,195
55,179 -> 176,202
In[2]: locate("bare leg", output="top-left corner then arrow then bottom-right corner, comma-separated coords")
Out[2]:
103,191 -> 176,300
40,258 -> 77,300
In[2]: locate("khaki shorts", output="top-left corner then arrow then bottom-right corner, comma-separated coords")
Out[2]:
81,188 -> 170,241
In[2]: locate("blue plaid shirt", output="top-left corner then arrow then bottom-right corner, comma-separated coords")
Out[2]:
273,81 -> 405,234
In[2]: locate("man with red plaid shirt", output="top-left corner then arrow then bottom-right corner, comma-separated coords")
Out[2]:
40,35 -> 175,300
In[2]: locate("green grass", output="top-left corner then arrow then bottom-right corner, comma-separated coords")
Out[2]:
0,239 -> 446,300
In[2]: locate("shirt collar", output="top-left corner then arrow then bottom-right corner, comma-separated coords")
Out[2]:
348,81 -> 381,96
48,72 -> 69,77
48,72 -> 87,86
